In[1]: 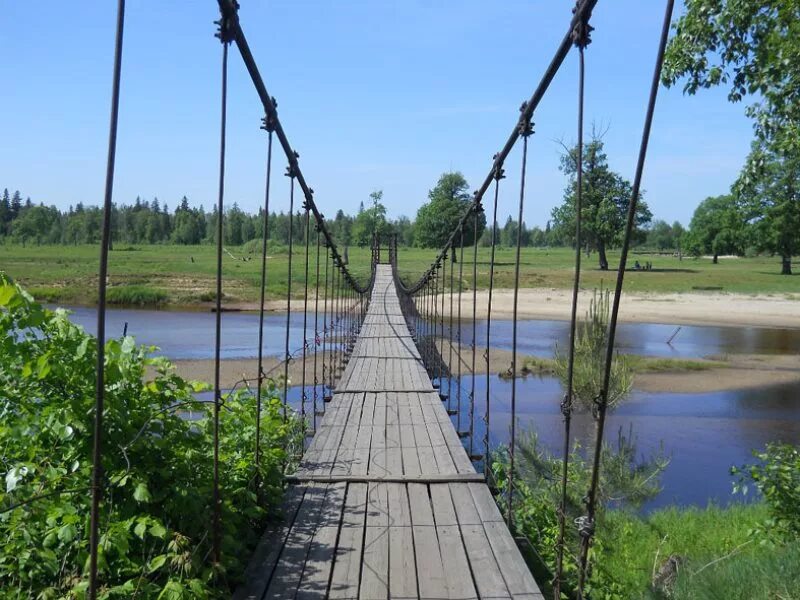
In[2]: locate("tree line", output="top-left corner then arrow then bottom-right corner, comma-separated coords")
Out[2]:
2,136 -> 794,275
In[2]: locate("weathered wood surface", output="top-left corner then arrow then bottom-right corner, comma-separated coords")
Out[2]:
237,265 -> 542,599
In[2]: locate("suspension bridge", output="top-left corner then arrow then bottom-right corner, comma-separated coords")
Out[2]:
84,0 -> 674,597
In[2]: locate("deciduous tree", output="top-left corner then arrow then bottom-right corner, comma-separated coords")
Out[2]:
414,172 -> 485,248
552,137 -> 651,270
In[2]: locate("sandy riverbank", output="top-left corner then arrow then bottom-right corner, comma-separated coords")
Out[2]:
164,348 -> 800,395
225,288 -> 800,329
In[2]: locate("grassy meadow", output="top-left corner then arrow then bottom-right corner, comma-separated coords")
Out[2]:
0,242 -> 797,307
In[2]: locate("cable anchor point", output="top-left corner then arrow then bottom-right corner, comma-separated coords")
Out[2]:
492,153 -> 506,181
571,0 -> 594,49
214,0 -> 238,44
517,102 -> 534,137
261,97 -> 278,133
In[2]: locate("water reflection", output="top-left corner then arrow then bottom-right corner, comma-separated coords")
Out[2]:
456,318 -> 800,359
436,375 -> 800,511
59,305 -> 800,360
57,305 -> 318,359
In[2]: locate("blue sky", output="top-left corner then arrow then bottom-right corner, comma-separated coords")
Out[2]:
1,1 -> 754,228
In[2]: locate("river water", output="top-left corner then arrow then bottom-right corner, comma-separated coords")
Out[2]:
61,305 -> 800,511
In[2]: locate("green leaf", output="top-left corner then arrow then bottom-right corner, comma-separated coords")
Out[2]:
36,353 -> 51,379
57,524 -> 76,543
148,554 -> 167,573
149,522 -> 166,539
133,521 -> 148,540
133,482 -> 151,503
0,284 -> 16,307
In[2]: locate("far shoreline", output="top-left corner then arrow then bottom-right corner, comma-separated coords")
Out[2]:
57,287 -> 800,331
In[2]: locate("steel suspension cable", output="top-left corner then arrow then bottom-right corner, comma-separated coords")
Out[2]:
469,209 -> 479,450
507,112 -> 534,528
313,227 -> 321,429
300,206 -> 311,422
432,263 -> 440,387
484,163 -> 503,477
282,169 -> 296,421
439,250 -> 447,386
255,114 -> 275,470
88,1 -> 125,596
322,246 -> 330,398
576,1 -> 674,595
210,26 -> 232,567
555,17 -> 590,596
456,226 -> 465,422
447,245 -> 455,406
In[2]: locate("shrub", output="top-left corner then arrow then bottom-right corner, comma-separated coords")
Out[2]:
732,443 -> 800,540
0,274 -> 300,597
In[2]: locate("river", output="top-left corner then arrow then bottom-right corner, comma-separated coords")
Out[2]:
61,305 -> 800,511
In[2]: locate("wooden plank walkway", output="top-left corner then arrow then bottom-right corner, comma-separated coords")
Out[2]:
236,265 -> 543,599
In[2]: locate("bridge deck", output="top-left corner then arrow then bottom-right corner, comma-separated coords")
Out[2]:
237,266 -> 542,599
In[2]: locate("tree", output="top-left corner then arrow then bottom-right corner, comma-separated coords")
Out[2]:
646,219 -> 684,251
684,195 -> 745,263
736,142 -> 800,274
663,1 -> 800,273
393,215 -> 415,247
0,189 -> 10,236
663,1 -> 800,162
351,190 -> 391,247
551,137 -> 652,269
414,172 -> 485,248
10,191 -> 22,220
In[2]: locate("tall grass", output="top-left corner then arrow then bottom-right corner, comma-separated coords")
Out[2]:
105,284 -> 168,306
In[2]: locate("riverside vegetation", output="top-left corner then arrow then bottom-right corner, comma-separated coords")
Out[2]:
491,291 -> 800,599
0,274 -> 303,598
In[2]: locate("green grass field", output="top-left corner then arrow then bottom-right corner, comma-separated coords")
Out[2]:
0,243 -> 797,307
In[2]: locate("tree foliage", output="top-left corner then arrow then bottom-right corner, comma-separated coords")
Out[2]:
663,0 -> 800,274
645,219 -> 685,251
735,142 -> 800,274
414,172 -> 485,248
732,443 -> 800,541
351,190 -> 392,247
663,0 -> 800,159
551,137 -> 652,270
684,194 -> 746,262
0,274 -> 301,597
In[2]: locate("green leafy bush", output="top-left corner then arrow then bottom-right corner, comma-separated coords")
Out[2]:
732,443 -> 800,540
0,274 -> 300,598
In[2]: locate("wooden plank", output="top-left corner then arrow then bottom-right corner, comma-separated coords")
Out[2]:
360,526 -> 389,600
329,483 -> 367,599
468,482 -> 505,522
412,524 -> 449,599
449,483 -> 482,526
438,524 -> 479,600
263,484 -> 329,599
361,481 -> 390,600
233,485 -> 306,600
389,526 -> 417,600
296,483 -> 347,599
484,521 -> 542,598
429,483 -> 478,600
387,483 -> 416,600
459,523 -> 511,600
